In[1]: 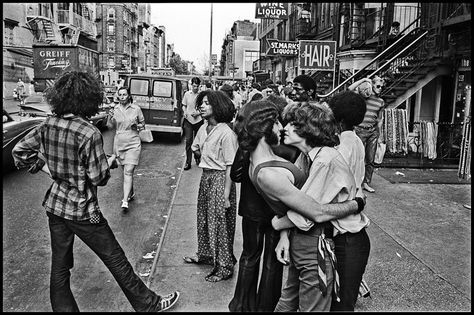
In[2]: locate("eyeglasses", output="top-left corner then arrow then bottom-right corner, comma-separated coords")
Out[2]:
375,85 -> 383,89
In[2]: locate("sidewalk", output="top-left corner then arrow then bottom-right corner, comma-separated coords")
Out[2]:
149,164 -> 471,312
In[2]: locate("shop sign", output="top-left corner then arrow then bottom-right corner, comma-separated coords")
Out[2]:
266,39 -> 299,56
298,40 -> 336,71
151,68 -> 175,76
255,3 -> 288,19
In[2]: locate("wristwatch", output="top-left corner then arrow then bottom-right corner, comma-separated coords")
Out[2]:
355,197 -> 365,214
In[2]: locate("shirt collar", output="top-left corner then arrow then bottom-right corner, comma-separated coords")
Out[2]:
307,146 -> 323,162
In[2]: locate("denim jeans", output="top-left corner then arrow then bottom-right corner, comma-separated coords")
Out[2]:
183,119 -> 204,165
228,217 -> 283,312
330,228 -> 371,312
355,126 -> 379,184
47,211 -> 161,312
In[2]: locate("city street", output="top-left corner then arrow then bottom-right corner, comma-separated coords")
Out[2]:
3,128 -> 185,312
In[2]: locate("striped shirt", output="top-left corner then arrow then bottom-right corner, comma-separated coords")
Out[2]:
358,95 -> 385,128
12,115 -> 110,221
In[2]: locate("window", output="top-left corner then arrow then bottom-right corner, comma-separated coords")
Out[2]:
107,39 -> 115,52
108,57 -> 115,68
4,20 -> 16,46
107,23 -> 115,35
244,50 -> 259,73
58,3 -> 69,10
108,8 -> 115,19
153,81 -> 173,98
130,79 -> 149,96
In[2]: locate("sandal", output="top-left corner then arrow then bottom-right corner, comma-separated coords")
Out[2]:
205,272 -> 232,282
183,256 -> 201,264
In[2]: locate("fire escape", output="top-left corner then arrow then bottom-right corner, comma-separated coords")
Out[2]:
317,3 -> 471,164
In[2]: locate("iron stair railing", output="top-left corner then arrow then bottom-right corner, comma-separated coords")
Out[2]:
317,21 -> 428,100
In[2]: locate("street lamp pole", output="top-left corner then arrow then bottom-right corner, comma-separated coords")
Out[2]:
209,3 -> 213,82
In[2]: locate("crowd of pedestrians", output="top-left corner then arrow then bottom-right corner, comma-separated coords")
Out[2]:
12,69 -> 386,312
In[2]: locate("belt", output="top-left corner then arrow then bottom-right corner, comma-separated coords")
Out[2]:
295,222 -> 334,238
356,125 -> 375,130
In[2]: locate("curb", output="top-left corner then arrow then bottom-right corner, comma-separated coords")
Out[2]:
146,156 -> 186,287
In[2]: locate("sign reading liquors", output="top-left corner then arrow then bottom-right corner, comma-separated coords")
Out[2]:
266,39 -> 299,56
298,40 -> 336,71
255,3 -> 288,19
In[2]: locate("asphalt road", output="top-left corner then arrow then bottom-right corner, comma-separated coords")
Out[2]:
2,128 -> 185,312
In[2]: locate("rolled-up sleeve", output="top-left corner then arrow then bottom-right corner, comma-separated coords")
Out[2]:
12,124 -> 43,171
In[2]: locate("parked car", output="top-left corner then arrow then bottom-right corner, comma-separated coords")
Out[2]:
17,94 -> 111,130
2,109 -> 45,172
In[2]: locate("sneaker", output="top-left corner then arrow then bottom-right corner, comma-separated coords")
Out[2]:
156,291 -> 180,312
183,163 -> 191,171
362,183 -> 375,193
121,200 -> 128,212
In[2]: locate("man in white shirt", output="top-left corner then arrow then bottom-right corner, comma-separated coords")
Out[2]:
182,77 -> 204,170
327,90 -> 371,312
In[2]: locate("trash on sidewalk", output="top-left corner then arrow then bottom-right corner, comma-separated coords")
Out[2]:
358,279 -> 371,298
139,272 -> 150,277
464,204 -> 471,210
396,252 -> 402,258
143,251 -> 156,259
395,171 -> 405,176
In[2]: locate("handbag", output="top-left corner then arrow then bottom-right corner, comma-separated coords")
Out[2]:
139,129 -> 154,143
374,141 -> 386,164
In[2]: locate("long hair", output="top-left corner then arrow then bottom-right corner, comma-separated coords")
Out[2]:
283,101 -> 339,148
234,100 -> 279,152
44,71 -> 103,117
195,90 -> 235,123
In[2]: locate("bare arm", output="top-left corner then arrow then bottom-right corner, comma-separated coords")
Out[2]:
258,168 -> 358,223
348,77 -> 372,91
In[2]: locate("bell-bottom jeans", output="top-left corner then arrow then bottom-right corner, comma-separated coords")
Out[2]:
47,211 -> 162,312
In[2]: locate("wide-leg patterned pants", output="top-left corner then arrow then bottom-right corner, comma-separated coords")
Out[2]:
196,169 -> 237,278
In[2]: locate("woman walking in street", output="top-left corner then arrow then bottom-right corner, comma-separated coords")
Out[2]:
183,90 -> 238,282
106,86 -> 145,212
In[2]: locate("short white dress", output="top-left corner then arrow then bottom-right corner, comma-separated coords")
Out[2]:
112,103 -> 145,166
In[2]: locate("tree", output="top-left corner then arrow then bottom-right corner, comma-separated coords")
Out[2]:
168,53 -> 189,75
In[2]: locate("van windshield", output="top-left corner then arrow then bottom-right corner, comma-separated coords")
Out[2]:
153,81 -> 173,98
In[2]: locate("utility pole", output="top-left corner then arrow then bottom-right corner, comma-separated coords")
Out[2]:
209,3 -> 213,82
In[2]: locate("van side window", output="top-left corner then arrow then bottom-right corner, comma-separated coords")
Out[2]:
153,81 -> 173,98
130,79 -> 149,95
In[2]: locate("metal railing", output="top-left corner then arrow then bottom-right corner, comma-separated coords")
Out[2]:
317,22 -> 427,99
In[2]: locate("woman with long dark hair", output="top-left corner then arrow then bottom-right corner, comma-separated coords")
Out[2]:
183,90 -> 238,283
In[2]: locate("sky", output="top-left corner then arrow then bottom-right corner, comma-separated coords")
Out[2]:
150,3 -> 259,73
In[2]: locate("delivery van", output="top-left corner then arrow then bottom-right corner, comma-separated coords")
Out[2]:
123,74 -> 189,142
